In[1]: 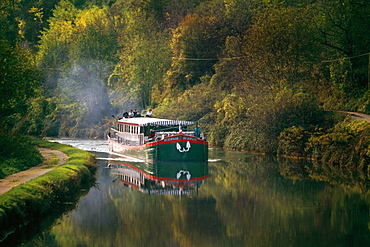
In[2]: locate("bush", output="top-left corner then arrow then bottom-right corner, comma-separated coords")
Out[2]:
211,88 -> 328,153
306,120 -> 370,169
278,126 -> 312,157
0,133 -> 43,178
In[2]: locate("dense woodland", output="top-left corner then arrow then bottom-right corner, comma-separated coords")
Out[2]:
1,0 -> 370,172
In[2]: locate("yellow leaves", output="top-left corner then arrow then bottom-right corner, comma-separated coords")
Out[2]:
74,6 -> 110,30
28,7 -> 43,22
16,18 -> 26,39
334,119 -> 370,136
215,93 -> 245,123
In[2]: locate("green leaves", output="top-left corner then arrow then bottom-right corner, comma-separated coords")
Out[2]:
0,40 -> 43,131
165,1 -> 233,91
111,7 -> 171,109
37,2 -> 118,68
306,120 -> 370,168
243,4 -> 322,89
36,2 -> 118,137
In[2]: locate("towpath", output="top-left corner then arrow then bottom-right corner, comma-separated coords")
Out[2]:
340,111 -> 370,122
0,148 -> 68,195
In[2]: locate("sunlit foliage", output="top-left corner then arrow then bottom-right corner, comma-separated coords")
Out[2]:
110,6 -> 171,109
0,40 -> 43,131
37,1 -> 117,137
307,120 -> 370,168
2,0 -> 370,164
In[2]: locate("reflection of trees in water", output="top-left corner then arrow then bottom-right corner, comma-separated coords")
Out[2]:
280,158 -> 370,194
207,155 -> 370,246
279,158 -> 370,246
1,181 -> 95,247
48,170 -> 222,246
46,156 -> 370,247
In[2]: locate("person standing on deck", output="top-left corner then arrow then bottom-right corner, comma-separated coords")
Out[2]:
194,124 -> 201,138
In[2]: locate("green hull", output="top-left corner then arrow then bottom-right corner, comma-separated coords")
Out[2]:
108,160 -> 209,195
146,141 -> 208,162
108,134 -> 208,162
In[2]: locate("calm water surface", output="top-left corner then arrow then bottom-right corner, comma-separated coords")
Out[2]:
9,139 -> 370,246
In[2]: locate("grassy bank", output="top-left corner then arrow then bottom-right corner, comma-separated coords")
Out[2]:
0,138 -> 97,241
0,133 -> 43,179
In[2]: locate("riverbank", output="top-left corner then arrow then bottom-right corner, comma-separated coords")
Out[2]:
216,111 -> 370,172
0,138 -> 97,241
0,147 -> 68,195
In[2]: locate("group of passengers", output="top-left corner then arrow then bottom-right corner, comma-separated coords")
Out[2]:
122,108 -> 153,118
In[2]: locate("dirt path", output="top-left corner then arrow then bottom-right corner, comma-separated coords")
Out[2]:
340,111 -> 370,122
0,148 -> 68,195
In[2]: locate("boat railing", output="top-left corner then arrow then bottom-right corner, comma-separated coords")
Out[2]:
111,127 -> 199,144
111,128 -> 145,145
155,131 -> 194,137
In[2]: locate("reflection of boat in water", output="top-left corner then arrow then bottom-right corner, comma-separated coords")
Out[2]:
108,161 -> 208,195
108,117 -> 208,162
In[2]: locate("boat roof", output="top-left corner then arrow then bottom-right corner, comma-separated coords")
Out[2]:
117,117 -> 194,126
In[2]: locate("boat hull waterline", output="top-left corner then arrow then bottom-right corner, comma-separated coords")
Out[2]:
108,133 -> 208,162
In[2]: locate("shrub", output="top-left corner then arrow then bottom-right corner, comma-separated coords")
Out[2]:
278,126 -> 312,157
306,120 -> 370,169
0,133 -> 43,178
212,88 -> 327,153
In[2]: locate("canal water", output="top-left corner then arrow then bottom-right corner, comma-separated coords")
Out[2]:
4,139 -> 370,246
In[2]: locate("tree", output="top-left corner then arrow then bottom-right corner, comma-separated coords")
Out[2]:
110,7 -> 171,109
37,2 -> 117,137
0,40 -> 43,131
162,0 -> 207,28
0,0 -> 60,48
164,1 -> 231,92
242,3 -> 323,90
36,0 -> 78,69
70,5 -> 118,63
316,0 -> 370,95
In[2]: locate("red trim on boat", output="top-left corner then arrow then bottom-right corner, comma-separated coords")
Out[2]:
117,179 -> 140,189
109,162 -> 209,182
116,121 -> 139,126
108,134 -> 208,150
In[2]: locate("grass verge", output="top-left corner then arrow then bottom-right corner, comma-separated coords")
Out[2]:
0,138 -> 97,241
